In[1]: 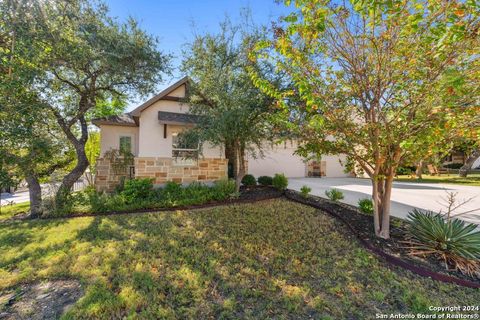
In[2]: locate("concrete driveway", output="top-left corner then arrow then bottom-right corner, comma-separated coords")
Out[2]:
289,177 -> 480,225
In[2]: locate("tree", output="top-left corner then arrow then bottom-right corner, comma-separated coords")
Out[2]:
4,0 -> 171,207
181,19 -> 280,190
84,131 -> 100,186
252,0 -> 479,238
0,0 -> 74,217
0,87 -> 74,217
459,148 -> 480,177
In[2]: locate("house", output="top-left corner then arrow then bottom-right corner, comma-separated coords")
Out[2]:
92,77 -> 350,192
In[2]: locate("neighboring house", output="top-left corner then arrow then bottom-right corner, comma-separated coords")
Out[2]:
442,150 -> 466,167
92,77 -> 350,192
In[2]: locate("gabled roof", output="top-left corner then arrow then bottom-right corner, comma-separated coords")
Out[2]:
91,114 -> 138,127
158,111 -> 201,125
129,76 -> 189,116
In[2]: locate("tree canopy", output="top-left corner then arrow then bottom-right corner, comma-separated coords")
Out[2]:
181,18 -> 283,190
1,0 -> 171,214
252,0 -> 480,238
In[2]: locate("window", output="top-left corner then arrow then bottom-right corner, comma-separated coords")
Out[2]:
119,136 -> 132,154
172,132 -> 198,166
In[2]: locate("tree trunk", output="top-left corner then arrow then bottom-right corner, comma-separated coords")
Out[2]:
25,174 -> 42,218
415,160 -> 424,179
55,115 -> 90,205
458,149 -> 480,178
225,141 -> 235,179
56,142 -> 89,201
371,174 -> 393,239
235,144 -> 247,192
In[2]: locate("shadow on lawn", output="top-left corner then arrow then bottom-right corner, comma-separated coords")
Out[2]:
65,208 -> 333,318
64,205 -> 421,318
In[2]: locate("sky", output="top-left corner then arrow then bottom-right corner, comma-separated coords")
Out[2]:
104,0 -> 292,111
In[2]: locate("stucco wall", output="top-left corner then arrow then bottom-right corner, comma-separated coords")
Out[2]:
99,125 -> 139,156
322,154 -> 350,177
137,98 -> 223,159
167,84 -> 185,98
99,82 -> 223,159
247,141 -> 350,178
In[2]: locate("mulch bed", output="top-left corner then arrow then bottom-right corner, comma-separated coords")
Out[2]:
285,189 -> 480,288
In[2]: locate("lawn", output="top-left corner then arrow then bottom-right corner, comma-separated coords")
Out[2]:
0,202 -> 30,222
0,199 -> 478,319
395,173 -> 480,186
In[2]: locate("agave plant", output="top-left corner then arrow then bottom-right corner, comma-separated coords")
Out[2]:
406,209 -> 480,277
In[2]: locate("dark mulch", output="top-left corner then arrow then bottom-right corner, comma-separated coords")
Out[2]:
239,185 -> 283,200
285,189 -> 480,285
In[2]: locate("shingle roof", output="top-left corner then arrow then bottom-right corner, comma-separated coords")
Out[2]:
91,114 -> 137,127
158,111 -> 201,124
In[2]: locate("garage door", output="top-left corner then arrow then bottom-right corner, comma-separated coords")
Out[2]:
247,143 -> 306,178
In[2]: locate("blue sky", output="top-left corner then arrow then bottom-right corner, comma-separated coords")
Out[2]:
104,0 -> 292,110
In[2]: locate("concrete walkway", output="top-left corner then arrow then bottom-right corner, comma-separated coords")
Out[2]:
289,177 -> 480,225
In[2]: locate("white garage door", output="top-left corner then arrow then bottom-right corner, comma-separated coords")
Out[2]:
247,143 -> 306,178
322,154 -> 350,177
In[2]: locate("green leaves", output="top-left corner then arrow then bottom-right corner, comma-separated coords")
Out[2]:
407,209 -> 480,276
181,17 -> 284,180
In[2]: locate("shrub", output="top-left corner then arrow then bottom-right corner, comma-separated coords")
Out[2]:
163,181 -> 182,195
121,178 -> 154,204
211,179 -> 238,200
257,176 -> 273,186
272,173 -> 288,190
396,166 -> 416,175
81,189 -> 128,213
158,179 -> 238,207
58,179 -> 239,214
358,198 -> 374,215
325,189 -> 344,202
114,176 -> 126,194
157,181 -> 183,207
241,174 -> 257,187
181,181 -> 208,203
406,209 -> 480,277
300,185 -> 311,198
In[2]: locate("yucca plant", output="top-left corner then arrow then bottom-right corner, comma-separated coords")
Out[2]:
406,209 -> 480,277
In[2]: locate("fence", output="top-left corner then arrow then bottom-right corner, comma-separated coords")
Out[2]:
72,179 -> 89,192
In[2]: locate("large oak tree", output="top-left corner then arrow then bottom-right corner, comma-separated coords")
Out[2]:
2,0 -> 171,210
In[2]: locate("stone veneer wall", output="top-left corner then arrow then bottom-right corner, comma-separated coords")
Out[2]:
135,157 -> 228,184
95,158 -> 131,192
307,160 -> 326,177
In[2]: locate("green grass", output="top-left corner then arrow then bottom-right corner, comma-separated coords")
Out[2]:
0,199 -> 478,319
0,202 -> 30,222
395,173 -> 480,186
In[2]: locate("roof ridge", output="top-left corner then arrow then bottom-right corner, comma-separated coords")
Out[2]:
129,76 -> 189,116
